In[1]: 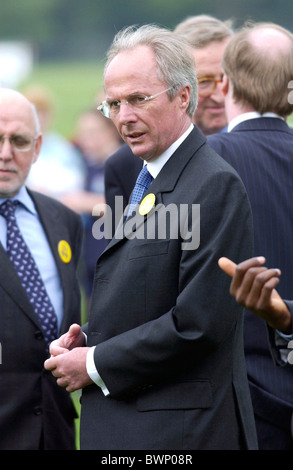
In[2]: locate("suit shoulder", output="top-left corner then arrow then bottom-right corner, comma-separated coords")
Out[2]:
207,132 -> 234,150
28,190 -> 81,223
105,144 -> 136,169
198,140 -> 241,177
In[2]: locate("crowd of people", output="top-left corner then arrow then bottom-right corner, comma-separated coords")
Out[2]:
0,13 -> 292,451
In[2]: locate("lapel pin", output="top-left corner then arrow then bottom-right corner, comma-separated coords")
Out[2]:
58,240 -> 72,263
139,193 -> 156,216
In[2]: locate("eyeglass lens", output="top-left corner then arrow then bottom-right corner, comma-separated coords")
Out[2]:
0,135 -> 34,151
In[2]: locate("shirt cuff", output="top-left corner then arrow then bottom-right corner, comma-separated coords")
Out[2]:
274,330 -> 293,363
86,346 -> 110,396
275,330 -> 293,341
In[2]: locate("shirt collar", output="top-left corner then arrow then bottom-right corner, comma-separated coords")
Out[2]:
146,124 -> 194,179
228,112 -> 284,132
0,186 -> 37,215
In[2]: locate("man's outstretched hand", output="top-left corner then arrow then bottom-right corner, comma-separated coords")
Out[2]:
218,256 -> 291,333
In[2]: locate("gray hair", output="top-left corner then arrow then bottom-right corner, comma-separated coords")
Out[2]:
174,14 -> 233,48
104,24 -> 198,118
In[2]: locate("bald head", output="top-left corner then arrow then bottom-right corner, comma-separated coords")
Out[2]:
0,88 -> 40,136
222,22 -> 293,117
248,25 -> 292,60
0,88 -> 42,198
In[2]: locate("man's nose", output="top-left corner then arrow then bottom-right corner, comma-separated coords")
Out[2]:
210,83 -> 225,103
118,102 -> 138,124
0,138 -> 14,159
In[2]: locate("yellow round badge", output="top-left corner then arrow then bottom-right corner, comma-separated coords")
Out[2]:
139,193 -> 156,216
58,240 -> 72,263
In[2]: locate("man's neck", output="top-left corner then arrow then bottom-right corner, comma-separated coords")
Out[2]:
225,97 -> 255,124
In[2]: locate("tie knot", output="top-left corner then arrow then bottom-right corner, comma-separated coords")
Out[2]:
0,199 -> 18,220
137,165 -> 153,188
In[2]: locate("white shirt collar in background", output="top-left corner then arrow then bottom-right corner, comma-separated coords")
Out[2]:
228,112 -> 284,132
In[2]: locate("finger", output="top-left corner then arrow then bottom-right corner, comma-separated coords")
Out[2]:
218,257 -> 236,277
57,377 -> 68,388
231,266 -> 267,303
44,357 -> 55,371
49,343 -> 68,357
218,256 -> 266,278
68,323 -> 81,336
230,257 -> 267,294
234,268 -> 280,310
250,271 -> 281,310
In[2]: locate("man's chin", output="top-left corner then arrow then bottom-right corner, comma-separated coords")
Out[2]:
0,183 -> 19,199
127,142 -> 148,159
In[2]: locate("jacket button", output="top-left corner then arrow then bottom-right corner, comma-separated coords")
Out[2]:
33,406 -> 42,416
35,330 -> 44,340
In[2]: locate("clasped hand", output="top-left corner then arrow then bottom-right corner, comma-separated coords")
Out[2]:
44,323 -> 93,392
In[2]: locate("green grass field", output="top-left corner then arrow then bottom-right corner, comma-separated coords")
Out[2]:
19,60 -> 105,139
19,60 -> 293,137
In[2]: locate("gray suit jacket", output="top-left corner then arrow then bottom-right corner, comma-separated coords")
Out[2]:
0,190 -> 82,450
80,126 -> 258,450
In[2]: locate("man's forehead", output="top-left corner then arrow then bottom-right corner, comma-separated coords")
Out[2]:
0,105 -> 35,133
192,38 -> 230,74
106,46 -> 156,79
105,48 -> 160,97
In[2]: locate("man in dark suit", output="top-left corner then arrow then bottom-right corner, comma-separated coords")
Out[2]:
0,88 -> 82,449
207,22 -> 293,449
45,24 -> 258,450
104,15 -> 233,237
219,255 -> 293,447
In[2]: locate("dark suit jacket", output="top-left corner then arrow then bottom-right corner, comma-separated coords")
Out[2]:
208,117 -> 293,446
0,190 -> 82,450
80,126 -> 258,450
104,143 -> 142,238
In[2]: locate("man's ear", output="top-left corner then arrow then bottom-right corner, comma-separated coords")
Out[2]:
222,75 -> 229,96
179,85 -> 191,112
32,133 -> 43,164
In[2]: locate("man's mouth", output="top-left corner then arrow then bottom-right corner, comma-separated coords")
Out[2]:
125,132 -> 145,142
0,168 -> 16,177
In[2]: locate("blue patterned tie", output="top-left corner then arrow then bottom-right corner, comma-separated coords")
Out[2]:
0,199 -> 58,353
126,165 -> 153,219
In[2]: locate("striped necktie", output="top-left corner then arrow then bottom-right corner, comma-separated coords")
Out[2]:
0,199 -> 58,353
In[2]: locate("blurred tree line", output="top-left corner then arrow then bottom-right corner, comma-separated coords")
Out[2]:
0,0 -> 292,61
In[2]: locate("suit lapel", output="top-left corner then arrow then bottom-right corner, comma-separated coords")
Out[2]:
29,191 -> 71,328
0,237 -> 43,328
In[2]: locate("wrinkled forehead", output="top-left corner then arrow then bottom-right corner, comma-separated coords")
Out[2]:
104,46 -> 162,96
